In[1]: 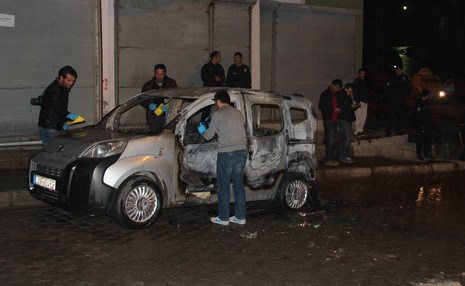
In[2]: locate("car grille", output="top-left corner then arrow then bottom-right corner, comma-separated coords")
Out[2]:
35,163 -> 64,178
33,186 -> 60,202
31,163 -> 65,204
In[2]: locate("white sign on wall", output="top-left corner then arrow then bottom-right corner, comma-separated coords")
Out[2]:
0,13 -> 15,27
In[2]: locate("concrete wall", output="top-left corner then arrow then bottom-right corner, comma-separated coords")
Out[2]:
0,0 -> 362,140
0,0 -> 99,138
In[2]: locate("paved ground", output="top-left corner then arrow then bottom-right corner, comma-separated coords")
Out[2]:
1,173 -> 464,285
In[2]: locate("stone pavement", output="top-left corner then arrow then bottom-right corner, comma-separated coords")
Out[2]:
1,134 -> 464,211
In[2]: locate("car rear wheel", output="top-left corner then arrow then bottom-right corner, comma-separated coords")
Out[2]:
112,176 -> 162,229
275,172 -> 312,210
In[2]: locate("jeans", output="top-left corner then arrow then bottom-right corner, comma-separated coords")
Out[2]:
39,127 -> 61,146
323,119 -> 338,161
338,120 -> 353,159
216,149 -> 247,221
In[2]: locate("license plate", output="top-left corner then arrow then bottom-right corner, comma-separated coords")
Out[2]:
33,174 -> 56,191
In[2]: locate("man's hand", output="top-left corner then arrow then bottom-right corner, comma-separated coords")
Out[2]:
67,113 -> 79,120
197,122 -> 207,135
63,124 -> 69,131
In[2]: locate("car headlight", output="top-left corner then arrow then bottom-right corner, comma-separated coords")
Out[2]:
82,140 -> 128,158
439,91 -> 446,98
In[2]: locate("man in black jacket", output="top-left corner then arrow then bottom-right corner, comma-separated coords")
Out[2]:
353,68 -> 369,136
141,64 -> 177,92
38,65 -> 78,145
318,79 -> 343,167
385,67 -> 410,136
141,64 -> 177,133
201,51 -> 225,87
226,52 -> 251,88
338,83 -> 358,164
412,89 -> 433,160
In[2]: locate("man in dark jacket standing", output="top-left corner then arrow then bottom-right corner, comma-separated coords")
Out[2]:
38,65 -> 78,146
201,51 -> 225,87
318,79 -> 343,167
226,52 -> 251,88
338,83 -> 358,164
353,68 -> 369,136
141,64 -> 177,92
141,64 -> 177,133
385,67 -> 410,136
413,89 -> 433,160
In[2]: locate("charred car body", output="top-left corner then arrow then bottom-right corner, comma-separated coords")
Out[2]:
29,87 -> 318,228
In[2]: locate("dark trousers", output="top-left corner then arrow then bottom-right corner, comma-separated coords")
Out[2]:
415,125 -> 432,157
385,99 -> 407,136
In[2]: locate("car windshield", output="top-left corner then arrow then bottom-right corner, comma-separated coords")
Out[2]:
97,89 -> 206,134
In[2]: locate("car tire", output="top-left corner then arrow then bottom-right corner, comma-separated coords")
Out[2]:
275,172 -> 312,210
112,176 -> 162,229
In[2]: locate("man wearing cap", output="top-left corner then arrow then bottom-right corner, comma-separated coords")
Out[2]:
199,90 -> 248,226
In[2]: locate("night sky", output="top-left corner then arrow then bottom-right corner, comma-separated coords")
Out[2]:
363,0 -> 465,78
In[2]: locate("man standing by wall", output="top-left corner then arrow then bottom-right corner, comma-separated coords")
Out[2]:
225,52 -> 251,88
201,51 -> 225,87
318,79 -> 343,167
353,68 -> 369,136
38,65 -> 79,145
199,90 -> 248,226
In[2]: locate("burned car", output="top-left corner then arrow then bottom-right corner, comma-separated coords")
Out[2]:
29,87 -> 318,228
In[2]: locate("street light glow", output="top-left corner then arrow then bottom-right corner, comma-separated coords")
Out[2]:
403,6 -> 408,10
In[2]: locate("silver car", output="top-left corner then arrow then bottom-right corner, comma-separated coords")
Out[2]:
29,87 -> 318,228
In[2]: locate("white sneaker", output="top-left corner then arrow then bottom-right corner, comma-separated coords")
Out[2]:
229,216 -> 246,225
210,216 -> 229,226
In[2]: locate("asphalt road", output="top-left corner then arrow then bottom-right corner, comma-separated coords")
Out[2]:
1,173 -> 464,286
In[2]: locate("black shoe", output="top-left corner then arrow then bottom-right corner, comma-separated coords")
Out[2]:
416,155 -> 425,161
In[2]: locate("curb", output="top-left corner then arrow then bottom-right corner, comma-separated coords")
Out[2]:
316,160 -> 465,181
0,189 -> 47,211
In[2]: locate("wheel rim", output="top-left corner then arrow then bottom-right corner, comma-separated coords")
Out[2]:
124,185 -> 158,223
285,179 -> 309,209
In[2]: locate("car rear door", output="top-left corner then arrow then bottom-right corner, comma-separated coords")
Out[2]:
242,92 -> 288,188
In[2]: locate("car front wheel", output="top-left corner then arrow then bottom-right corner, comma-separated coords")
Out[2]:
275,172 -> 312,210
112,176 -> 162,229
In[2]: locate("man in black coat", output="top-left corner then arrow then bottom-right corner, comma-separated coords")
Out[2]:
318,79 -> 343,166
38,65 -> 78,145
141,64 -> 177,133
337,83 -> 358,164
225,52 -> 251,88
412,89 -> 433,160
352,68 -> 369,136
385,67 -> 410,136
201,51 -> 225,87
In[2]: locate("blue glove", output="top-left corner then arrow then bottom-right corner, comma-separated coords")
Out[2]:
63,124 -> 69,131
149,103 -> 157,111
197,122 -> 206,135
162,104 -> 168,112
67,113 -> 79,120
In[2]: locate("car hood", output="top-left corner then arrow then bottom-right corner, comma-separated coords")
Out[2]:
44,126 -> 135,158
